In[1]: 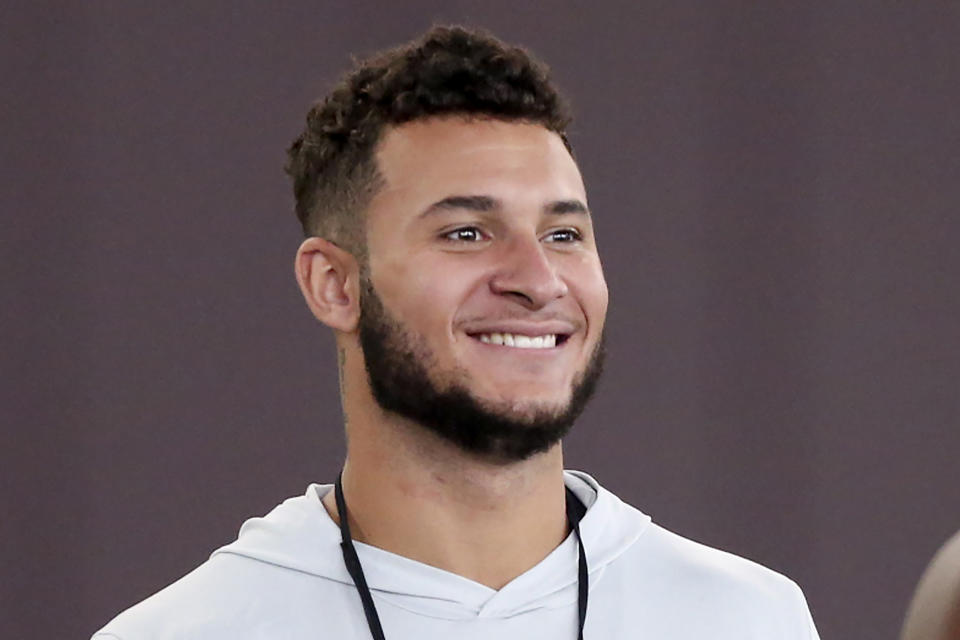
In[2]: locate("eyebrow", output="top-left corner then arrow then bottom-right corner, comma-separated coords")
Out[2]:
547,199 -> 589,215
423,195 -> 497,215
420,195 -> 590,218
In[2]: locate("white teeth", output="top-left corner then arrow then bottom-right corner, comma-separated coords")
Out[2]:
474,332 -> 559,349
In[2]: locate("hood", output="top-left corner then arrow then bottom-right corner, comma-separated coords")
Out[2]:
212,470 -> 650,620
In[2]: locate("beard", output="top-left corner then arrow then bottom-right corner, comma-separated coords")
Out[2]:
357,276 -> 605,464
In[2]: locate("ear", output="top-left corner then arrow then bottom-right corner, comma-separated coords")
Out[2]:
295,237 -> 361,333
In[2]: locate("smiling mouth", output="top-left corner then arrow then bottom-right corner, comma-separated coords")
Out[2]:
468,332 -> 571,349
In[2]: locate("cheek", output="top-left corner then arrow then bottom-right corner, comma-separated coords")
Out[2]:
592,268 -> 610,316
569,256 -> 609,327
375,254 -> 481,334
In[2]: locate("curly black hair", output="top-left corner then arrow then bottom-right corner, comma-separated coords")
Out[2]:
284,25 -> 573,258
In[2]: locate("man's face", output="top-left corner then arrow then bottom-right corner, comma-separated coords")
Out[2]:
358,117 -> 609,462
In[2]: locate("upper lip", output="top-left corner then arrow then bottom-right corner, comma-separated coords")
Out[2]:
461,320 -> 579,337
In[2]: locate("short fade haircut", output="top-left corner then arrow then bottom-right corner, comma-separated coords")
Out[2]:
284,25 -> 574,259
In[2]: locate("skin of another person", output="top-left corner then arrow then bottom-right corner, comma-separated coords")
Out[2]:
294,116 -> 608,590
901,530 -> 960,640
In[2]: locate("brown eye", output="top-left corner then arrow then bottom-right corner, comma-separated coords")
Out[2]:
444,227 -> 483,242
545,228 -> 582,243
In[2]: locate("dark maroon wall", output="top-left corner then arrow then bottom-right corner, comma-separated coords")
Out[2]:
3,3 -> 959,639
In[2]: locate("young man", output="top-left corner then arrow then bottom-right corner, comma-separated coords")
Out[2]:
94,26 -> 820,639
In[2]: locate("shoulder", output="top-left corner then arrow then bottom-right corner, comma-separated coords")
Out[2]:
639,523 -> 799,591
572,472 -> 818,637
91,552 -> 316,640
91,555 -> 236,640
92,485 -> 340,640
613,523 -> 818,637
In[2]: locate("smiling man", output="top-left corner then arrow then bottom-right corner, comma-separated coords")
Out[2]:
93,26 -> 819,639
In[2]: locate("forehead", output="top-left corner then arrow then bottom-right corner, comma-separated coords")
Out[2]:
370,117 -> 586,211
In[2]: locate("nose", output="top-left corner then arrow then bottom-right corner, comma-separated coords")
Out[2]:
489,235 -> 569,309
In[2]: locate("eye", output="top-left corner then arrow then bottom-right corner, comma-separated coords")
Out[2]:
443,226 -> 486,242
543,228 -> 583,243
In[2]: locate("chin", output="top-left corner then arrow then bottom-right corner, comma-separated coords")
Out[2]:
483,393 -> 572,419
476,367 -> 567,390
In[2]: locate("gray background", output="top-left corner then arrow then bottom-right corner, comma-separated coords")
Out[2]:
2,2 -> 959,639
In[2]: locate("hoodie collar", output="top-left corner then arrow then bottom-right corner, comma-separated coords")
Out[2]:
213,470 -> 650,620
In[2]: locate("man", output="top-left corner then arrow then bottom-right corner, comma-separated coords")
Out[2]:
94,26 -> 820,639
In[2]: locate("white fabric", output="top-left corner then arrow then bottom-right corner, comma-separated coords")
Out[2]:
93,471 -> 819,639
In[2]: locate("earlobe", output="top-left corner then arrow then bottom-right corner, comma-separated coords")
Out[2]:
295,237 -> 360,333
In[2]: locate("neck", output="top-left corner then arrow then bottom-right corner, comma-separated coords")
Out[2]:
323,387 -> 568,590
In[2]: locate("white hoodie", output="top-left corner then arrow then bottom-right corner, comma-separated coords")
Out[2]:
93,471 -> 820,639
